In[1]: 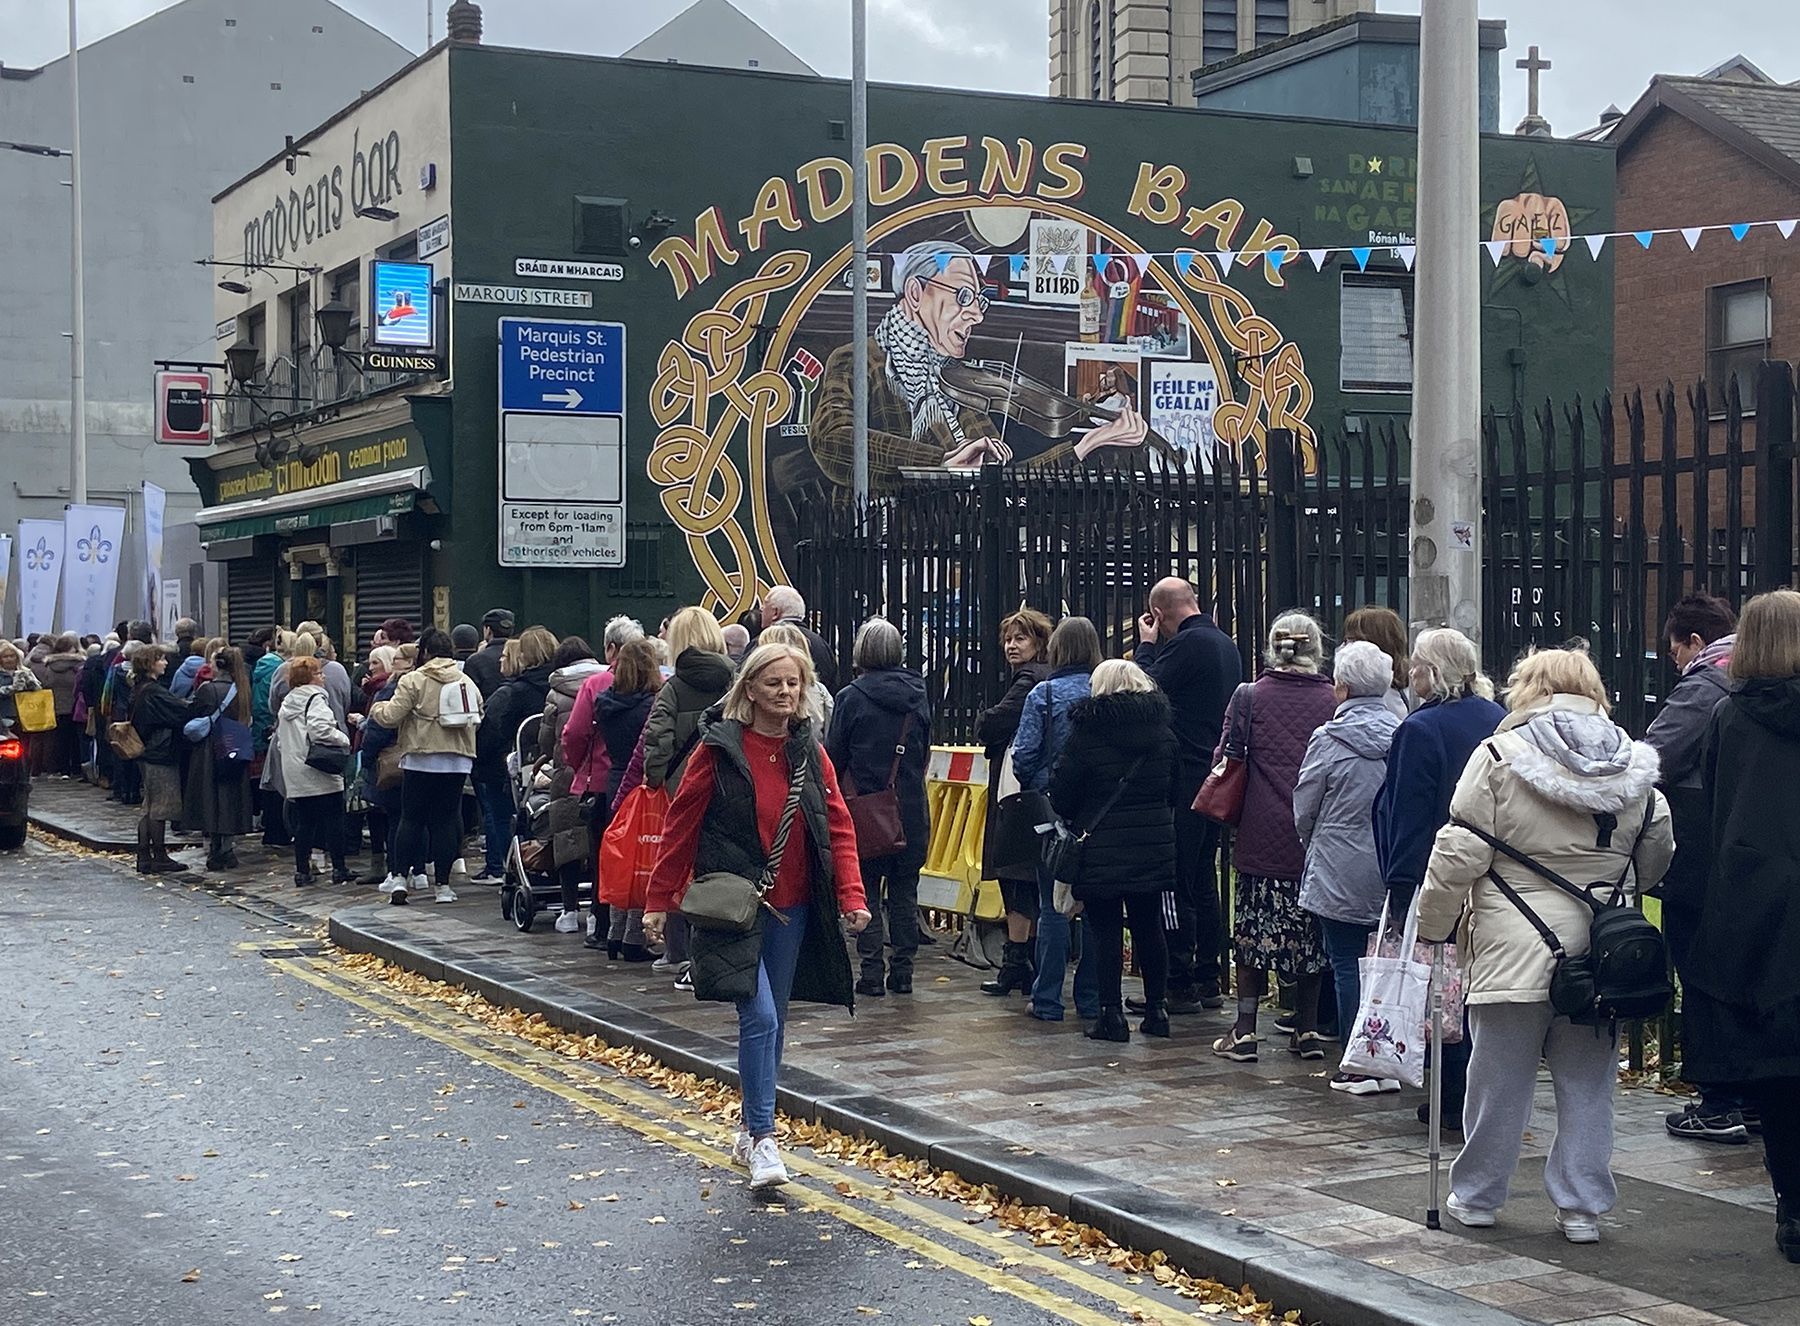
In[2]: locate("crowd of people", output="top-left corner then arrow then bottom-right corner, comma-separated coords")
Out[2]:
4,581 -> 1797,1258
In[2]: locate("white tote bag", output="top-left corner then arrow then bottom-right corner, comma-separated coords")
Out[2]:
1340,892 -> 1433,1087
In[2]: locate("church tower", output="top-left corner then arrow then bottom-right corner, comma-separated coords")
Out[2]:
1050,0 -> 1375,106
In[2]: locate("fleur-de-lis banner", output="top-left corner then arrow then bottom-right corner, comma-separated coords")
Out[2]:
142,482 -> 167,631
16,519 -> 64,637
61,504 -> 127,639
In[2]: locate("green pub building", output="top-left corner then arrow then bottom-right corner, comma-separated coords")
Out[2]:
189,26 -> 1614,645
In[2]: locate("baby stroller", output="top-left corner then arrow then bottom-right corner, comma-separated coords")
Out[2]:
499,715 -> 588,931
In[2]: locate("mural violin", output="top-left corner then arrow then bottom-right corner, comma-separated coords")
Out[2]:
939,358 -> 1176,461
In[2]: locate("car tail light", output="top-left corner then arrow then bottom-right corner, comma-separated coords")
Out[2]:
0,737 -> 22,761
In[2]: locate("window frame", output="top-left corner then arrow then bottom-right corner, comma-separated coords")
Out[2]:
1339,269 -> 1416,395
1705,277 -> 1771,411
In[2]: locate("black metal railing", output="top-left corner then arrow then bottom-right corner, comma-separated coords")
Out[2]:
215,351 -> 430,438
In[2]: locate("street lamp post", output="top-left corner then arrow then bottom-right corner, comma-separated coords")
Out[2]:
68,0 -> 88,504
850,0 -> 869,509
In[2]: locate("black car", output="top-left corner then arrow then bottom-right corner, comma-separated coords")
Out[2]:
0,715 -> 26,850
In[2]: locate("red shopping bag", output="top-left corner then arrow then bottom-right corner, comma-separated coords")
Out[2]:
597,785 -> 669,909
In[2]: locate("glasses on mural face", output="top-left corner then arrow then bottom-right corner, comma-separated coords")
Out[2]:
923,277 -> 991,313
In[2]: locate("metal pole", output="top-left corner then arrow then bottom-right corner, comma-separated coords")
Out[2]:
67,0 -> 88,505
1408,0 -> 1480,639
1426,942 -> 1445,1230
850,0 -> 870,508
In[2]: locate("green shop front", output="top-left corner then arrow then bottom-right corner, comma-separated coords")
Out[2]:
426,44 -> 1615,634
189,394 -> 451,649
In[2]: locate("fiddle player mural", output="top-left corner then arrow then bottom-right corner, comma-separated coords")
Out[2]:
644,135 -> 1324,615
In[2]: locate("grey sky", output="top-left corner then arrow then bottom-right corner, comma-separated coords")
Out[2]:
3,0 -> 1793,137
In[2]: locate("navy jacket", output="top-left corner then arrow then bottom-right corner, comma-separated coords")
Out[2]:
1372,694 -> 1506,908
826,666 -> 932,867
1134,612 -> 1243,797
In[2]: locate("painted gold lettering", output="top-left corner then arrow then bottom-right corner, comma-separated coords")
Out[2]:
977,136 -> 1034,195
738,176 -> 804,252
922,135 -> 969,196
1127,162 -> 1187,225
1180,197 -> 1244,247
868,143 -> 921,207
1038,142 -> 1086,200
796,156 -> 853,222
649,206 -> 743,299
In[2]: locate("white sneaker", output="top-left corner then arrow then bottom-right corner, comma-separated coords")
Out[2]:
748,1136 -> 788,1190
651,956 -> 677,973
1556,1210 -> 1600,1244
434,883 -> 458,904
554,911 -> 581,933
411,872 -> 429,893
1444,1193 -> 1496,1228
730,1131 -> 753,1168
585,911 -> 599,938
377,873 -> 404,894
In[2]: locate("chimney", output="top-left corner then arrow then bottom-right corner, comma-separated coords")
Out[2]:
1598,104 -> 1624,126
446,0 -> 482,43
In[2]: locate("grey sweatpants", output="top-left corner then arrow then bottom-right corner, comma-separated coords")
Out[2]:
1450,1001 -> 1619,1217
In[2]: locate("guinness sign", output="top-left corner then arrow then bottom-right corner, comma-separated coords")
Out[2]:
365,349 -> 444,373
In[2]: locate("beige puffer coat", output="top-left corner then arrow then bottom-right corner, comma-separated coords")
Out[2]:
369,656 -> 481,761
1418,695 -> 1674,1005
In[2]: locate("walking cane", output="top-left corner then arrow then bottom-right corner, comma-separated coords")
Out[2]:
1426,940 -> 1446,1231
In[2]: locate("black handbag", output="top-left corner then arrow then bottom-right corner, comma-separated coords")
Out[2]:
301,694 -> 353,778
1040,754 -> 1145,886
988,689 -> 1057,875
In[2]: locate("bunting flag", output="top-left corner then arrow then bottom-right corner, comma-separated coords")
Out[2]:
874,213 -> 1800,285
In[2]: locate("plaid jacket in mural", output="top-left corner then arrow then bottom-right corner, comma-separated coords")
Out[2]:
809,340 -> 1073,494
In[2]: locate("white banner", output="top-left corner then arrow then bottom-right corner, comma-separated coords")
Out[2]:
0,534 -> 10,635
160,578 -> 183,643
61,504 -> 127,639
141,482 -> 167,632
16,519 -> 63,638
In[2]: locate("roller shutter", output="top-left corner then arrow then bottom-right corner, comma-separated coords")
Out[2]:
351,544 -> 426,655
224,559 -> 278,643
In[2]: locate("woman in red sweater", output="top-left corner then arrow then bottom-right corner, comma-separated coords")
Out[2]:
645,642 -> 869,1190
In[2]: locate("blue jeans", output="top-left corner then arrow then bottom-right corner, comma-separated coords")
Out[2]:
1033,867 -> 1099,1019
473,773 -> 511,876
1317,916 -> 1375,1051
737,906 -> 809,1137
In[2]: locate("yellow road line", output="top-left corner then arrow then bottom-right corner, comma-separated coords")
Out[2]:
274,956 -> 1191,1326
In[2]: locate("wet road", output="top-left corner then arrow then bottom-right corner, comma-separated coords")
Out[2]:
0,842 -> 1198,1326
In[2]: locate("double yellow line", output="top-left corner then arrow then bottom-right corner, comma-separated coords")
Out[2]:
272,952 -> 1205,1326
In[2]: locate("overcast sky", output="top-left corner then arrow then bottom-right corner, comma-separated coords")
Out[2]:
3,0 -> 1793,136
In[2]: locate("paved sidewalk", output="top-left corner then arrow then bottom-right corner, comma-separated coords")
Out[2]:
27,776 -> 1798,1325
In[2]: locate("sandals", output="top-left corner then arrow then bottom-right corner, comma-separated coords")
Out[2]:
1289,1031 -> 1330,1061
1211,1031 -> 1259,1062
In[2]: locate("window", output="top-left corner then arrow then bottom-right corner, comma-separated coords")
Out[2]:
1707,279 -> 1771,405
328,261 -> 361,351
244,306 -> 267,374
1340,271 -> 1414,392
1254,0 -> 1289,46
1202,0 -> 1238,64
1088,2 -> 1111,99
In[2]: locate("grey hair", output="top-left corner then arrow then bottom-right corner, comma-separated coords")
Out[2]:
602,614 -> 644,652
895,240 -> 975,294
1333,640 -> 1393,699
852,616 -> 904,671
1090,659 -> 1156,697
764,584 -> 806,621
1413,627 -> 1496,702
1265,611 -> 1326,673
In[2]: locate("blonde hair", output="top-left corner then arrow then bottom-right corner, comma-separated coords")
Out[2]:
500,637 -> 522,678
1730,589 -> 1800,680
368,645 -> 398,675
290,631 -> 319,660
0,642 -> 19,670
1505,647 -> 1610,713
1090,658 -> 1155,696
721,643 -> 817,725
394,643 -> 419,668
759,622 -> 810,653
666,606 -> 727,660
515,626 -> 558,671
1412,627 -> 1495,702
272,629 -> 297,659
1266,610 -> 1325,673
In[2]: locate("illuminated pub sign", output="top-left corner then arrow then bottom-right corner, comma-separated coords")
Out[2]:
370,259 -> 436,349
200,427 -> 424,506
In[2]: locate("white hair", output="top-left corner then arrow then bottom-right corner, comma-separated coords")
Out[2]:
852,617 -> 903,671
1413,627 -> 1496,702
1265,611 -> 1326,674
1333,640 -> 1393,699
765,585 -> 806,621
895,240 -> 975,293
1090,659 -> 1156,697
602,615 -> 644,652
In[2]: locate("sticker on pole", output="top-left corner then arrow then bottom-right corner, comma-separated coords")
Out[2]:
1450,520 -> 1475,551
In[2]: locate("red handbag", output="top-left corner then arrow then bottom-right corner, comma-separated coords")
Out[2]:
1191,684 -> 1252,826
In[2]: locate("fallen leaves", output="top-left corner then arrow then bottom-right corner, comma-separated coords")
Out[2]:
179,1269 -> 201,1283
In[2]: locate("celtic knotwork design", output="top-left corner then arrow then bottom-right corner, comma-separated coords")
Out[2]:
648,251 -> 812,619
1172,252 -> 1318,473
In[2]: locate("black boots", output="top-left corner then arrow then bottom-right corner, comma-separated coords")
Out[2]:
1778,1197 -> 1800,1264
1139,1003 -> 1172,1038
1085,1006 -> 1131,1043
981,941 -> 1034,996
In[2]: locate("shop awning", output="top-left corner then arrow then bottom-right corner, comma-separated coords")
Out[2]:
195,466 -> 430,541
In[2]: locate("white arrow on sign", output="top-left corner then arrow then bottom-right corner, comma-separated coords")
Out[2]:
542,388 -> 584,410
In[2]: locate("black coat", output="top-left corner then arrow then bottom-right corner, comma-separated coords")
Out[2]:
465,639 -> 507,699
1683,677 -> 1800,1086
475,663 -> 554,774
826,667 -> 932,868
685,718 -> 855,1012
598,687 -> 655,808
1133,612 -> 1242,797
1048,690 -> 1180,899
130,681 -> 193,766
975,660 -> 1050,879
772,617 -> 838,693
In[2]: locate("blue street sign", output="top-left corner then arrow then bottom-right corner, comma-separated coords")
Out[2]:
498,317 -> 625,415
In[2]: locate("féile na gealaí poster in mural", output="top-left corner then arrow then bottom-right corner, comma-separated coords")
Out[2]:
1147,359 -> 1222,475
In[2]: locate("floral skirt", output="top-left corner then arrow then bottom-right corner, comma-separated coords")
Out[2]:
140,763 -> 184,822
1233,874 -> 1327,976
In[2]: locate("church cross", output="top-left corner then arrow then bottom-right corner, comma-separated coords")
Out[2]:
1518,45 -> 1552,120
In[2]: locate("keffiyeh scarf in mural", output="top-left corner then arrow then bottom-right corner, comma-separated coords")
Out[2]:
874,305 -> 968,451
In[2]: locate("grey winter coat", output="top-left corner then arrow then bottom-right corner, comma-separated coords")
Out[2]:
1293,696 -> 1402,925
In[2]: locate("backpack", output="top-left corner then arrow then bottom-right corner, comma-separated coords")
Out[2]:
435,672 -> 482,729
1452,796 -> 1672,1025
